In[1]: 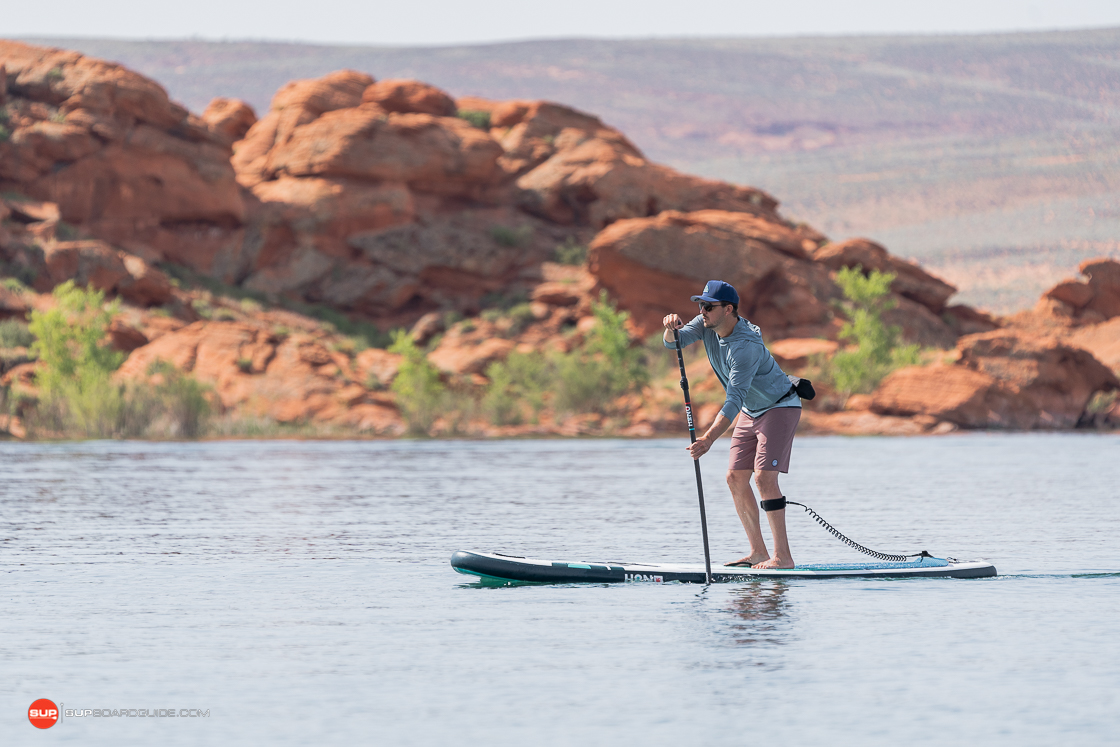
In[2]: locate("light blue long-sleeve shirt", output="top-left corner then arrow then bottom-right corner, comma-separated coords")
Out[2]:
665,315 -> 800,421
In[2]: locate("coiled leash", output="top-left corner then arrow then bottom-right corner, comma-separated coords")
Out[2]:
760,497 -> 932,563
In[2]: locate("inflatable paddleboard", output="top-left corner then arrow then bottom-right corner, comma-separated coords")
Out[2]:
451,550 -> 997,582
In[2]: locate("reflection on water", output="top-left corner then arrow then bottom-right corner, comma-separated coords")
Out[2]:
725,581 -> 790,646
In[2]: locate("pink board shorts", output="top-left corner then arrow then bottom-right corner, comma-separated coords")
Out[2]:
728,406 -> 801,473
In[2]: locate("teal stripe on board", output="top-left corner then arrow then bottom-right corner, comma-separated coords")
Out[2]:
794,558 -> 950,571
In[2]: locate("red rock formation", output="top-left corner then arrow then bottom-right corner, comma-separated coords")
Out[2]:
1042,258 -> 1120,324
1066,318 -> 1120,373
509,102 -> 782,228
0,41 -> 245,271
10,42 -> 1115,436
871,331 -> 1118,429
957,330 -> 1118,427
588,209 -> 833,337
362,79 -> 457,116
813,238 -> 956,312
202,97 -> 257,142
117,319 -> 402,432
769,338 -> 839,371
266,110 -> 504,197
871,364 -> 1037,429
232,70 -> 374,187
37,239 -> 172,306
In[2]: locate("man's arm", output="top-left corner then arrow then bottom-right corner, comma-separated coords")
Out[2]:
687,338 -> 762,459
687,412 -> 734,459
663,314 -> 704,347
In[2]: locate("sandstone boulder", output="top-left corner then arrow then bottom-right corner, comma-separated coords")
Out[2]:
1039,258 -> 1120,324
117,255 -> 173,307
37,239 -> 172,306
266,109 -> 504,198
202,97 -> 257,142
813,238 -> 957,313
362,79 -> 456,116
107,319 -> 149,352
769,338 -> 839,371
517,131 -> 781,228
957,329 -> 1119,427
588,210 -> 835,336
428,337 -> 515,375
232,69 -> 374,187
942,304 -> 1000,336
882,295 -> 960,350
1065,317 -> 1120,372
0,41 -> 245,262
118,321 -> 402,431
531,281 -> 585,307
41,240 -> 131,292
871,365 -> 1037,429
251,176 -> 415,240
1080,258 -> 1120,320
354,347 -> 402,388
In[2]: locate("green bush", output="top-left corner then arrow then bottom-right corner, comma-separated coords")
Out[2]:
483,352 -> 549,425
145,361 -> 211,438
456,109 -> 491,129
553,238 -> 588,265
240,298 -> 263,314
2,277 -> 30,294
491,225 -> 533,247
26,283 -> 213,439
0,124 -> 10,143
192,298 -> 214,319
826,266 -> 922,396
0,319 -> 33,348
388,330 -> 446,435
479,292 -> 648,423
30,282 -> 123,394
113,361 -> 212,438
505,303 -> 537,336
28,282 -> 125,437
553,292 -> 648,413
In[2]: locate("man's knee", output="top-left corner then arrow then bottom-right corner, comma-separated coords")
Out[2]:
727,469 -> 753,487
754,470 -> 780,488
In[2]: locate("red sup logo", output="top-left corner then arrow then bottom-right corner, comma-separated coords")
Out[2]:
28,699 -> 59,729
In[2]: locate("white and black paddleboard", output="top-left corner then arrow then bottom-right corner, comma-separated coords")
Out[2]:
451,550 -> 997,583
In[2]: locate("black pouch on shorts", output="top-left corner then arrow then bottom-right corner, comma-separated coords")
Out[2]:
786,375 -> 815,401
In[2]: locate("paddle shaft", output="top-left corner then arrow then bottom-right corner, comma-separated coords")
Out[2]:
673,329 -> 713,584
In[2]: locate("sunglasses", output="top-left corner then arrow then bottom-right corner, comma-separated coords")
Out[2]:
699,302 -> 723,312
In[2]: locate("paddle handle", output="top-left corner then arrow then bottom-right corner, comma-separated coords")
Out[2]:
674,329 -> 713,585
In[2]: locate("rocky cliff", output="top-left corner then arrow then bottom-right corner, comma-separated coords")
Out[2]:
1,40 -> 1117,437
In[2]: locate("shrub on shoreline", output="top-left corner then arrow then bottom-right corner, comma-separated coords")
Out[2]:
23,282 -> 213,439
389,330 -> 446,435
824,266 -> 922,396
481,292 -> 649,424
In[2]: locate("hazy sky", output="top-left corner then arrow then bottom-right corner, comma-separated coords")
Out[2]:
9,0 -> 1120,46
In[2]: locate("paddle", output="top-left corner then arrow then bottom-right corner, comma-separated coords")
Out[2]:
673,329 -> 713,584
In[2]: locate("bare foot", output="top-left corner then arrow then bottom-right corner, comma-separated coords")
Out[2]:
752,556 -> 795,569
724,554 -> 768,567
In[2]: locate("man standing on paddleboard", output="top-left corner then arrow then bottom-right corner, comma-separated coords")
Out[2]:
663,280 -> 802,569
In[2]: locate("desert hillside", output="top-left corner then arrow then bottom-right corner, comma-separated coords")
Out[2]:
29,29 -> 1120,311
1,39 -> 1117,439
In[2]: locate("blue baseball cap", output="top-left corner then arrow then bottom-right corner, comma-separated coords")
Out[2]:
690,280 -> 739,306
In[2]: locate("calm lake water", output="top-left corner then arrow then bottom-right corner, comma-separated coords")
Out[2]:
2,434 -> 1118,745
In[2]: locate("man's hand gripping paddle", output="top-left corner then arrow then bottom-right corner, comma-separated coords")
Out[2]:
673,329 -> 713,584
